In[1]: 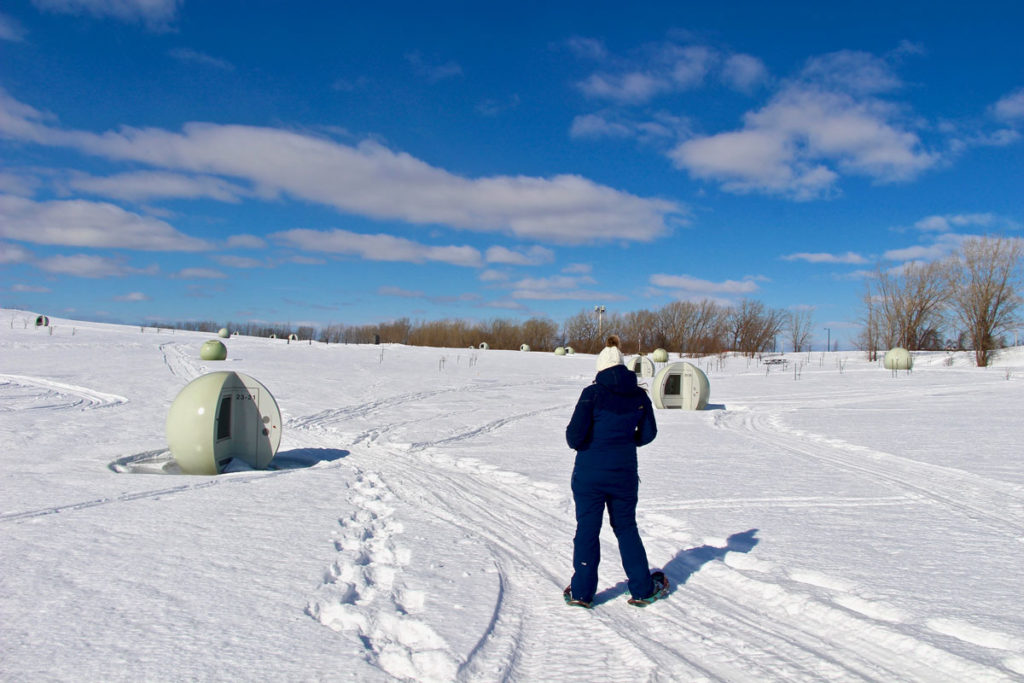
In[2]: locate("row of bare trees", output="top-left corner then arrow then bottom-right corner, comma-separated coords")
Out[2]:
562,299 -> 795,356
858,236 -> 1024,366
317,317 -> 561,350
166,298 -> 805,356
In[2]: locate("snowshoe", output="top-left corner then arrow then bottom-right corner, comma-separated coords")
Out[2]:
627,571 -> 669,607
563,585 -> 593,609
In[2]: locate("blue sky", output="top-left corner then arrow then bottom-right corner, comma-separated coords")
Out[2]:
1,1 -> 1022,348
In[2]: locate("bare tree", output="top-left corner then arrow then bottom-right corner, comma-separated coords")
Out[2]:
947,236 -> 1024,366
562,310 -> 600,353
520,317 -> 559,351
864,261 -> 949,351
855,293 -> 881,361
618,309 -> 660,354
656,299 -> 727,356
729,299 -> 785,356
786,307 -> 815,352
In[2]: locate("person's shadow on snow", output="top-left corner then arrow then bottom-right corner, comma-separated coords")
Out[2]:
593,529 -> 759,605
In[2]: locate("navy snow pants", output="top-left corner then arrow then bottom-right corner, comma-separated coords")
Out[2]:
570,470 -> 654,603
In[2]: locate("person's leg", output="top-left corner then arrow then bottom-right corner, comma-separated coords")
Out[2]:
607,475 -> 654,599
570,474 -> 606,602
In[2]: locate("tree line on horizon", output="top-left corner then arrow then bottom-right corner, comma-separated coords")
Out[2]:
165,298 -> 813,358
164,237 -> 1022,368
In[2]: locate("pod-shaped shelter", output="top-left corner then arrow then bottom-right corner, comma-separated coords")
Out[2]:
520,344 -> 531,352
652,361 -> 710,410
166,371 -> 282,475
200,339 -> 227,361
627,355 -> 656,378
479,342 -> 490,350
884,347 -> 913,370
35,315 -> 49,327
554,347 -> 566,356
218,328 -> 230,338
651,348 -> 669,363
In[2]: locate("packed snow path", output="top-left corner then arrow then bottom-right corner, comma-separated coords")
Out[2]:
1,315 -> 1022,681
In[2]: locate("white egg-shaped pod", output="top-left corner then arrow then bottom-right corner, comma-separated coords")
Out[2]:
166,371 -> 282,475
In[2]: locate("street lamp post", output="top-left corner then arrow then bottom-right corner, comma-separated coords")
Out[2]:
825,327 -> 831,352
594,305 -> 606,340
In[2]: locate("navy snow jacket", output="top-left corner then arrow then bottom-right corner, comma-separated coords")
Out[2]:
565,364 -> 657,474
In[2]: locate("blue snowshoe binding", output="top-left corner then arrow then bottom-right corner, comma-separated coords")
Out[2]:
627,571 -> 669,607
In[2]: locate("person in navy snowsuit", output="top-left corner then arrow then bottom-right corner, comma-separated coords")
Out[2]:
565,336 -> 659,604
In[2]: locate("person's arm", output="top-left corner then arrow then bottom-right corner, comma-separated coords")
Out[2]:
634,392 -> 657,447
565,386 -> 596,451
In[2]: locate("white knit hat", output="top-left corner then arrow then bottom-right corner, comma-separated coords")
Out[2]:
595,345 -> 624,372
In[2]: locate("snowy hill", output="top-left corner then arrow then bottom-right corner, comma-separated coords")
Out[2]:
2,309 -> 1023,681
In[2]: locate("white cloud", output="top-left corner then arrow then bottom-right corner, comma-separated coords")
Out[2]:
562,263 -> 592,274
226,234 -> 266,249
37,254 -> 156,278
0,12 -> 27,41
576,45 -> 713,104
405,51 -> 463,82
287,255 -> 325,265
782,251 -> 868,264
11,283 -> 51,292
0,89 -> 681,245
478,269 -> 508,282
1,241 -> 33,263
722,54 -> 770,93
114,291 -> 149,302
214,255 -> 269,269
798,50 -> 903,95
168,48 -> 234,71
69,171 -> 249,203
0,170 -> 39,195
564,36 -> 607,61
174,267 -> 227,279
508,273 -> 622,301
577,71 -> 670,104
649,273 -> 760,295
670,57 -> 938,199
0,194 -> 212,250
476,94 -> 520,117
272,228 -> 483,267
570,111 -> 689,143
883,233 -> 966,262
992,88 -> 1024,122
913,213 -> 995,233
31,0 -> 182,30
484,245 -> 554,266
570,113 -> 634,139
378,285 -> 424,298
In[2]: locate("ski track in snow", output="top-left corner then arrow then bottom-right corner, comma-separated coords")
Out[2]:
159,341 -> 204,382
291,391 -> 1019,681
713,408 -> 1024,535
0,455 -> 303,523
0,373 -> 127,411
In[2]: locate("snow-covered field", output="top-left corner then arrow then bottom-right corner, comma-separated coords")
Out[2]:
2,309 -> 1023,682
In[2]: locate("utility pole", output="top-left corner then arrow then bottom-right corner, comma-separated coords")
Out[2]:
594,305 -> 606,340
825,327 -> 831,352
